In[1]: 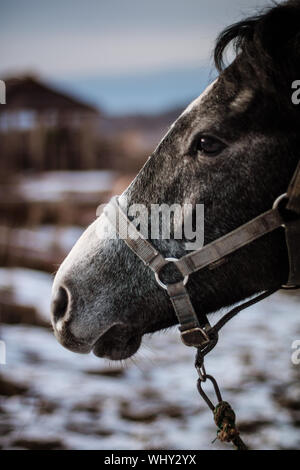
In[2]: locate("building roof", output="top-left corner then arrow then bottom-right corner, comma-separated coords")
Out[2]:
0,75 -> 99,114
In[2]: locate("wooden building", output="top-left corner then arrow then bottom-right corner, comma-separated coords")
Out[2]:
0,75 -> 100,173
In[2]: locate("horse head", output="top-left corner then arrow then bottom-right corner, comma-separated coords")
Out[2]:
51,1 -> 300,360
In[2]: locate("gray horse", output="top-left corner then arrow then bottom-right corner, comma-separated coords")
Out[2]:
51,0 -> 300,360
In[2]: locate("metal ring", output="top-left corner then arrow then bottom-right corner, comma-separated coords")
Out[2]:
273,193 -> 288,229
154,257 -> 189,290
273,193 -> 288,209
196,363 -> 207,382
196,374 -> 223,411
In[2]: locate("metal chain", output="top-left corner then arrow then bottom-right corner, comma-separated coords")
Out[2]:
191,291 -> 277,451
195,348 -> 248,450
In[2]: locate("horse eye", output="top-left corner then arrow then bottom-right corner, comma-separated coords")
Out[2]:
191,135 -> 225,156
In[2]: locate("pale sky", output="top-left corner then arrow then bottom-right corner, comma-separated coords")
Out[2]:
0,0 -> 276,79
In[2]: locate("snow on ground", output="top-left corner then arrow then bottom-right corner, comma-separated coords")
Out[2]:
0,268 -> 53,322
0,268 -> 300,450
6,226 -> 84,254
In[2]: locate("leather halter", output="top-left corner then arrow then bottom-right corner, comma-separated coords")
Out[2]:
104,160 -> 300,354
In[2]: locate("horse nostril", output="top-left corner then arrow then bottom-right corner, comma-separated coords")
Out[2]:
52,286 -> 69,323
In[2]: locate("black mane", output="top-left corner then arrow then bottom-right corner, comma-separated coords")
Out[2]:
214,0 -> 300,104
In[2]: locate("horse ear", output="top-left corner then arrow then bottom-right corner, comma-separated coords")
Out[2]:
256,2 -> 300,64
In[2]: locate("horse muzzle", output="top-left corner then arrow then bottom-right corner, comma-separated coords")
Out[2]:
51,284 -> 141,359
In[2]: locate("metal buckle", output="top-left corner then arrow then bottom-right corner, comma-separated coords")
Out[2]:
180,326 -> 210,347
154,257 -> 189,291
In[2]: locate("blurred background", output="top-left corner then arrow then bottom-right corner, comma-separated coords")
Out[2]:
0,0 -> 299,450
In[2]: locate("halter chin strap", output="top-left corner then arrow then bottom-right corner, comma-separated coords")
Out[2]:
104,160 -> 300,352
